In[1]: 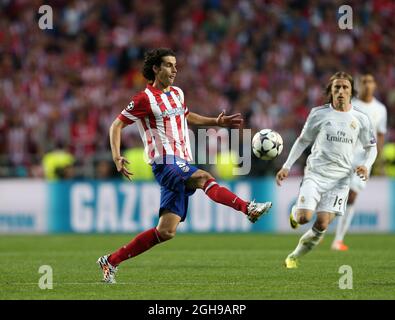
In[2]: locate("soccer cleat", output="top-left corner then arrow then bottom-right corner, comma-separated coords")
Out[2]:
97,255 -> 118,284
331,240 -> 349,251
284,255 -> 299,269
247,200 -> 272,223
289,206 -> 299,229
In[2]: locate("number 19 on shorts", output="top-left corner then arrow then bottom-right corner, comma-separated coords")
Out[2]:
333,195 -> 344,211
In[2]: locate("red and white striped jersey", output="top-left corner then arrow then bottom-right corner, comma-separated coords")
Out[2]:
118,84 -> 193,163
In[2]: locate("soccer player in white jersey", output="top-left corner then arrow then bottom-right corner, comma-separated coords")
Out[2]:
332,73 -> 387,251
276,72 -> 377,268
97,48 -> 272,283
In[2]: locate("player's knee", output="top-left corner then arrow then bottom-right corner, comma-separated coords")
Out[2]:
296,210 -> 312,224
298,215 -> 310,224
157,228 -> 176,241
313,220 -> 329,231
195,170 -> 214,189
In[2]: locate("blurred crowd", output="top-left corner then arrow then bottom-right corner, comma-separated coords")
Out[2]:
1,0 -> 394,179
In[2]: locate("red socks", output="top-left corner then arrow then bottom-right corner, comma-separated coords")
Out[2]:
108,227 -> 164,266
108,179 -> 248,267
203,179 -> 248,214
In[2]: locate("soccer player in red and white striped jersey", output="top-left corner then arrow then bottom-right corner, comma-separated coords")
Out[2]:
97,48 -> 272,284
118,79 -> 193,164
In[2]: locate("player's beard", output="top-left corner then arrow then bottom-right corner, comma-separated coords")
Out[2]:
163,74 -> 175,87
334,97 -> 345,110
169,74 -> 176,85
157,74 -> 173,89
334,97 -> 349,111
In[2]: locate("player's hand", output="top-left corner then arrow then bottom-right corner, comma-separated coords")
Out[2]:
216,111 -> 243,128
355,165 -> 368,181
114,156 -> 133,181
276,168 -> 289,186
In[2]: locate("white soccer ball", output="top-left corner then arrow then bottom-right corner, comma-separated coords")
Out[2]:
252,129 -> 283,160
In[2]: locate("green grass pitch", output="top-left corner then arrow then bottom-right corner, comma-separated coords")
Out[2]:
0,233 -> 394,300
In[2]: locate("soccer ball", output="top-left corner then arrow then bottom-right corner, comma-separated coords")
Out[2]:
252,129 -> 283,160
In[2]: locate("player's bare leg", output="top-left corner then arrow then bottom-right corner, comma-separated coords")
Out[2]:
285,211 -> 335,268
289,207 -> 313,229
332,190 -> 357,250
98,211 -> 180,283
186,169 -> 271,223
156,211 -> 181,241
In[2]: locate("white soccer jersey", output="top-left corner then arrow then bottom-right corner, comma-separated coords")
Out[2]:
300,104 -> 376,180
351,97 -> 387,165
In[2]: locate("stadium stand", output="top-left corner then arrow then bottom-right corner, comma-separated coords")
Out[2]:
1,0 -> 394,178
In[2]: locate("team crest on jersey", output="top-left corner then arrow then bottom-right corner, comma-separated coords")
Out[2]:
300,196 -> 305,203
126,101 -> 134,111
176,161 -> 190,173
350,120 -> 357,130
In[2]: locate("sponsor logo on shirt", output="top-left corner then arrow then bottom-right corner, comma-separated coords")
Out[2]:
162,107 -> 185,118
326,130 -> 353,144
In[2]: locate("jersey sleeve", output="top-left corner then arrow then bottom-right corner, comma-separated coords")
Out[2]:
359,116 -> 377,149
299,108 -> 320,143
282,107 -> 323,170
377,105 -> 387,134
118,92 -> 150,125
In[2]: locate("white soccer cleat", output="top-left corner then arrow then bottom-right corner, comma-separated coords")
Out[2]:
97,255 -> 118,284
247,200 -> 272,223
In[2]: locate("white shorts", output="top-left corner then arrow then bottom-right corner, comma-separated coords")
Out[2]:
296,172 -> 350,216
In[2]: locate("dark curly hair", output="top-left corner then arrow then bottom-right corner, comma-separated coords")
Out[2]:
325,71 -> 357,103
142,48 -> 176,82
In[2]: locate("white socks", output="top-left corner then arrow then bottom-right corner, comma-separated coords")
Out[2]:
289,227 -> 326,258
334,204 -> 355,242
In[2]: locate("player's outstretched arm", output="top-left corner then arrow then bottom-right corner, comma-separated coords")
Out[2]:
187,111 -> 243,128
276,136 -> 310,186
109,118 -> 133,181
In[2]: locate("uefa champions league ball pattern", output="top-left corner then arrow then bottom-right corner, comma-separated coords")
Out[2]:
252,129 -> 283,160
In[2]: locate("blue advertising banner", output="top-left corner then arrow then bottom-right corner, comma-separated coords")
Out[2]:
48,179 -> 276,233
1,177 -> 393,234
